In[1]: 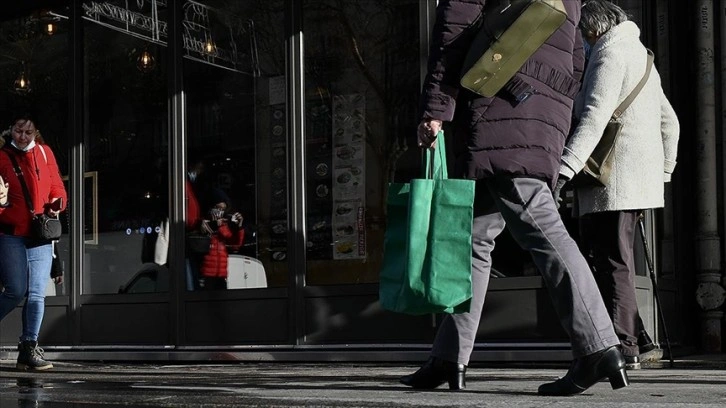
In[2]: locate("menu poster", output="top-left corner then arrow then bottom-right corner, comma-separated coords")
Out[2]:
331,94 -> 366,260
305,98 -> 334,260
269,103 -> 288,262
268,76 -> 286,106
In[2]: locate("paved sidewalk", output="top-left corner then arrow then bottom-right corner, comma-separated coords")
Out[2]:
1,358 -> 726,407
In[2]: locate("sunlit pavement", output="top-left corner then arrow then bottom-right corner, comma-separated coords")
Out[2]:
1,359 -> 726,407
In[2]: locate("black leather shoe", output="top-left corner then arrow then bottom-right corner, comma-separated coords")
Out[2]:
400,357 -> 466,390
624,355 -> 641,370
639,341 -> 657,354
637,331 -> 656,353
538,346 -> 629,396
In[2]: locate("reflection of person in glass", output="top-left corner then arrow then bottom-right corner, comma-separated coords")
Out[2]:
402,0 -> 627,396
0,112 -> 67,371
198,188 -> 244,290
185,155 -> 205,291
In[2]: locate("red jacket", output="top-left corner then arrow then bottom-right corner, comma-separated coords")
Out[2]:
0,144 -> 68,237
185,179 -> 201,230
200,223 -> 245,278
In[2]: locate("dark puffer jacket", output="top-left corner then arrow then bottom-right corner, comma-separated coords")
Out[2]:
420,0 -> 584,186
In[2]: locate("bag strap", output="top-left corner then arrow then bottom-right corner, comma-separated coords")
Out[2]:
612,49 -> 654,119
38,144 -> 47,164
422,130 -> 448,180
3,149 -> 35,215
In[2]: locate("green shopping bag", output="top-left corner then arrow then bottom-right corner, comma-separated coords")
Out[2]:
379,131 -> 475,315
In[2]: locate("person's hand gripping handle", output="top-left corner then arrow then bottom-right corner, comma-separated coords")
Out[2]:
417,119 -> 442,149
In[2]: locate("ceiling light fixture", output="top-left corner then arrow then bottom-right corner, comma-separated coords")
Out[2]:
205,38 -> 216,55
38,10 -> 60,36
136,48 -> 156,73
14,62 -> 31,93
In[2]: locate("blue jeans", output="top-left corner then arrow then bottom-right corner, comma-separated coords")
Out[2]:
0,235 -> 52,342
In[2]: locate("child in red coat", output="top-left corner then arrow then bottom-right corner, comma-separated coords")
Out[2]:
198,189 -> 244,290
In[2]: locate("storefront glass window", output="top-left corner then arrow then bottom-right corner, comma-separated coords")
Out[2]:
184,0 -> 286,291
84,0 -> 169,295
0,5 -> 70,296
303,0 -> 422,285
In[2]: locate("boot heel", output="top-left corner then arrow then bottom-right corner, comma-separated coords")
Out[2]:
447,373 -> 465,390
608,368 -> 629,390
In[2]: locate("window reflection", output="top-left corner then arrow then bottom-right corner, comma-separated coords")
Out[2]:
303,0 -> 422,285
84,0 -> 169,295
184,0 -> 286,291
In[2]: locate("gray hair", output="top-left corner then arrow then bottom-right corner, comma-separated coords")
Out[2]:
579,0 -> 630,37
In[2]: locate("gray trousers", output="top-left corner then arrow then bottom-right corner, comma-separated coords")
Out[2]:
431,177 -> 619,364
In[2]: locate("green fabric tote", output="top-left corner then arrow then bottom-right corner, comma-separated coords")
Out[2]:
379,131 -> 475,315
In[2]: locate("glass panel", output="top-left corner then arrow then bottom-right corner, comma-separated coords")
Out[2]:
84,0 -> 169,295
0,5 -> 70,296
303,1 -> 422,285
183,0 -> 286,291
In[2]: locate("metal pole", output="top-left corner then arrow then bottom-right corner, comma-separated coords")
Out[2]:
638,213 -> 674,367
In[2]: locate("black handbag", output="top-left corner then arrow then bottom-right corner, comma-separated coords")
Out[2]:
33,214 -> 63,240
571,50 -> 654,187
4,149 -> 63,240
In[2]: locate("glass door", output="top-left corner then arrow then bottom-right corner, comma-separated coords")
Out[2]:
0,2 -> 72,347
80,0 -> 171,344
179,0 -> 290,346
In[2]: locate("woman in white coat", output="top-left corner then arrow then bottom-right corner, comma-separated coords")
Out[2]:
553,0 -> 680,369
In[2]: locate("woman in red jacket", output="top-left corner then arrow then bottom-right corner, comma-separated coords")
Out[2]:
198,189 -> 244,290
0,112 -> 67,371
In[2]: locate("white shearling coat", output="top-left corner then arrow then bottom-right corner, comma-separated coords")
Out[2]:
559,21 -> 680,217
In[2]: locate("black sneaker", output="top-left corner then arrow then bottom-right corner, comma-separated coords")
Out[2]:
16,341 -> 53,371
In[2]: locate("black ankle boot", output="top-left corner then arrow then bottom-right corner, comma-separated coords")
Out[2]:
538,346 -> 629,396
400,357 -> 466,390
16,341 -> 53,371
637,331 -> 656,353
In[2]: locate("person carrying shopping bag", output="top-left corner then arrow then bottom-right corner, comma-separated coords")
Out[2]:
0,111 -> 67,370
399,0 -> 628,396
